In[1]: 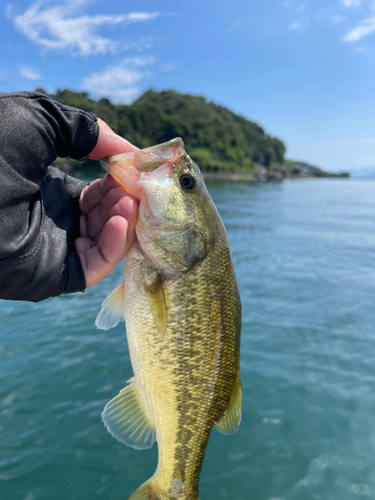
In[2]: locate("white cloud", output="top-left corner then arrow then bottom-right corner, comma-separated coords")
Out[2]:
331,14 -> 345,24
316,10 -> 347,25
341,0 -> 361,6
121,37 -> 156,52
6,1 -> 160,56
296,4 -> 306,12
288,21 -> 306,33
288,22 -> 301,30
343,16 -> 375,41
81,57 -> 153,102
19,65 -> 42,80
160,62 -> 178,72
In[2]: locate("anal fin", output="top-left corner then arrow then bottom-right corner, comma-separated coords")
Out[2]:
95,281 -> 125,330
102,378 -> 156,450
215,373 -> 242,435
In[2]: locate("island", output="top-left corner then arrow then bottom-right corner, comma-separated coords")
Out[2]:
35,88 -> 350,181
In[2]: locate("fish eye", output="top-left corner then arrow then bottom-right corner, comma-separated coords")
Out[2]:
179,173 -> 196,191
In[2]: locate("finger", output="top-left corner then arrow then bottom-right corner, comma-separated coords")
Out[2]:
88,119 -> 138,160
100,187 -> 129,221
108,195 -> 138,254
79,216 -> 129,287
86,187 -> 138,240
100,173 -> 120,195
79,179 -> 104,215
86,204 -> 105,240
80,215 -> 88,238
80,175 -> 128,216
75,237 -> 95,254
85,188 -> 132,241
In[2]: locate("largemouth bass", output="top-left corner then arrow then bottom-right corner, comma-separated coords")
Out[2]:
96,138 -> 242,500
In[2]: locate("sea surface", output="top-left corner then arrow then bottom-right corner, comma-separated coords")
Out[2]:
1,179 -> 375,500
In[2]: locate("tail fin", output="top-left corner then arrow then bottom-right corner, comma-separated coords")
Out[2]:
128,478 -> 199,500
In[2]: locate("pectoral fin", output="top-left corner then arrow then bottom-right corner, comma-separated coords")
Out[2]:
215,373 -> 242,435
144,270 -> 167,338
95,281 -> 125,330
102,378 -> 156,450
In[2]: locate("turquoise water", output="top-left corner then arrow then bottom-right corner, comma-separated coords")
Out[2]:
1,179 -> 375,500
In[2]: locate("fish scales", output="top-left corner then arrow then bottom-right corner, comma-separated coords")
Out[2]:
96,138 -> 242,500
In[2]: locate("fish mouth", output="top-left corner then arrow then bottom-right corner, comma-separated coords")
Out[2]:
102,137 -> 184,173
133,138 -> 184,172
101,137 -> 185,197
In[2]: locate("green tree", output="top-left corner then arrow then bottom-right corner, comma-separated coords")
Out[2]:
41,88 -> 286,175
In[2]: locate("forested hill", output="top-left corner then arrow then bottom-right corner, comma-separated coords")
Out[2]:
35,88 -> 285,174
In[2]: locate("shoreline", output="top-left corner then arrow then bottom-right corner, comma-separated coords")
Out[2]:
57,164 -> 351,182
202,172 -> 351,182
202,172 -> 257,181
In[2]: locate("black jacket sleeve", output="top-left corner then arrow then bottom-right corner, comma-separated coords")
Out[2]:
0,91 -> 99,302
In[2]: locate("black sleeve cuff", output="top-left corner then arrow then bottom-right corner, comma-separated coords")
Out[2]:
64,174 -> 87,216
62,252 -> 86,295
0,167 -> 87,302
0,92 -> 99,301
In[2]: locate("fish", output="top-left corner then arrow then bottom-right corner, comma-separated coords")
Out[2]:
96,138 -> 242,500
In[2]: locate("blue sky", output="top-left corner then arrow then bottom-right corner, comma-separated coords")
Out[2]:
1,0 -> 375,172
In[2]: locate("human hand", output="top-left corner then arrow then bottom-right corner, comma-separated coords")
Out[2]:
75,119 -> 139,287
88,118 -> 137,160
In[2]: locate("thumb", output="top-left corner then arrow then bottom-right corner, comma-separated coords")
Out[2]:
88,118 -> 138,160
